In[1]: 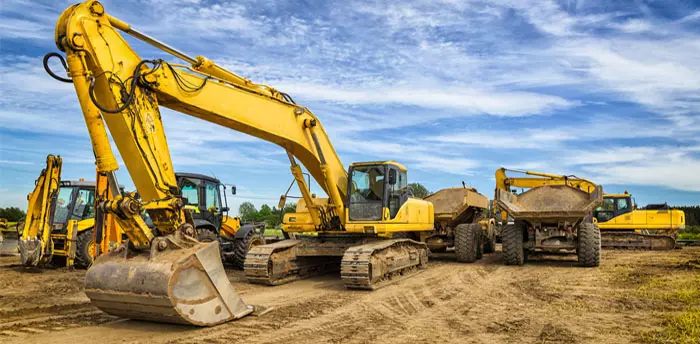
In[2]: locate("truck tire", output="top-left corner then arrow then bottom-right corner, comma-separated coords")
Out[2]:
196,227 -> 219,243
577,222 -> 600,267
455,223 -> 479,263
75,229 -> 95,269
232,230 -> 266,270
502,224 -> 525,265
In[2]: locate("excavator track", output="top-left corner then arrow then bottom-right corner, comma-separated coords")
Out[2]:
244,239 -> 341,285
601,232 -> 676,250
341,239 -> 428,290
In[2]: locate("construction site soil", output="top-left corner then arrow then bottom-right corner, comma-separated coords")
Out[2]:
1,246 -> 698,344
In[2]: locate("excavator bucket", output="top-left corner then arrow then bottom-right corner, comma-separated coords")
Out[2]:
85,238 -> 253,326
0,229 -> 19,256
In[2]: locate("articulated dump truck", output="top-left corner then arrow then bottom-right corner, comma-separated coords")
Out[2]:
495,168 -> 603,267
423,187 -> 496,262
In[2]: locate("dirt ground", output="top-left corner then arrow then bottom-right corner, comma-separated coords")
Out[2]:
1,247 -> 698,344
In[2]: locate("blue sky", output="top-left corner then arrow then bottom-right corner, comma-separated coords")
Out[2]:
1,0 -> 699,214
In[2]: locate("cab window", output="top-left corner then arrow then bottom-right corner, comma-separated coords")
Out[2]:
349,165 -> 384,221
71,188 -> 95,220
616,198 -> 631,214
594,198 -> 615,223
205,181 -> 221,211
53,187 -> 74,224
180,179 -> 200,206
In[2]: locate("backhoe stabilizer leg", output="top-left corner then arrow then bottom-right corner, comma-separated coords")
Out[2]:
85,234 -> 252,326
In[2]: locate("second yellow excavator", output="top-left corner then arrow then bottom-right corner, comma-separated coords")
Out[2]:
48,1 -> 432,326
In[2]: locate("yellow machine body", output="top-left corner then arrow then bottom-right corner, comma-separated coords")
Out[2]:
17,155 -> 107,267
594,192 -> 682,249
50,1 -> 433,316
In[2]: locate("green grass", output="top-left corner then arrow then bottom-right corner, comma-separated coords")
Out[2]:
264,229 -> 284,238
641,308 -> 700,344
678,232 -> 700,241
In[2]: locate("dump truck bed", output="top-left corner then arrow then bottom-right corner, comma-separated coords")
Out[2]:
426,188 -> 489,224
496,185 -> 602,222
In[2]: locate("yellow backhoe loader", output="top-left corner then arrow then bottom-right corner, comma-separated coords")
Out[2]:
594,191 -> 683,250
494,168 -> 603,267
46,1 -> 432,326
18,155 -> 102,268
0,218 -> 18,255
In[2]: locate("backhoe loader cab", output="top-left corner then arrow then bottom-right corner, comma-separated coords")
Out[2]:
175,173 -> 265,269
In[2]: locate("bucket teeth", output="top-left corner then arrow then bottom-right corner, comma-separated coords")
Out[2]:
85,239 -> 252,326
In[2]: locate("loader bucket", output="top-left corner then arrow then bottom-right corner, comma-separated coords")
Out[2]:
85,238 -> 253,326
0,230 -> 19,256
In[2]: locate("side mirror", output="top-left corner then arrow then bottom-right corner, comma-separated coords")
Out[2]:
278,195 -> 287,209
388,169 -> 396,185
230,185 -> 237,195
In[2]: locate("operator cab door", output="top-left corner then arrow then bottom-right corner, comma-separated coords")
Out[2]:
348,165 -> 386,221
385,166 -> 408,220
348,164 -> 409,222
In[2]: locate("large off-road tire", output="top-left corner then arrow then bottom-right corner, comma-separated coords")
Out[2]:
75,229 -> 95,269
577,222 -> 601,267
232,229 -> 266,270
455,223 -> 479,263
502,224 -> 525,265
196,227 -> 219,243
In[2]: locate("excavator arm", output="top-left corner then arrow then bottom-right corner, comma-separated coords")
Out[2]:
54,2 -> 346,235
47,0 -> 357,326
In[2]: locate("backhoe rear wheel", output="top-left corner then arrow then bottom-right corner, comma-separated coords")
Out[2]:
577,222 -> 601,267
75,228 -> 95,269
455,223 -> 479,263
232,229 -> 266,270
196,227 -> 219,243
502,224 -> 525,265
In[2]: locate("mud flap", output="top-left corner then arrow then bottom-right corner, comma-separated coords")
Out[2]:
85,237 -> 253,326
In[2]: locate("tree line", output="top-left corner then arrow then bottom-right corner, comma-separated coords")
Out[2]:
674,205 -> 700,228
238,202 -> 297,228
0,207 -> 25,222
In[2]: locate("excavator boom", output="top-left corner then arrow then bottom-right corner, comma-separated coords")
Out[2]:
52,1 -> 431,316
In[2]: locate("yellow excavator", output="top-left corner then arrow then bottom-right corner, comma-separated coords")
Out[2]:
18,155 -> 105,268
47,1 -> 432,326
594,191 -> 683,250
494,168 -> 603,266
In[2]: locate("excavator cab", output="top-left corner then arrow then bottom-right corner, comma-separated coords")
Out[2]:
348,161 -> 409,221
